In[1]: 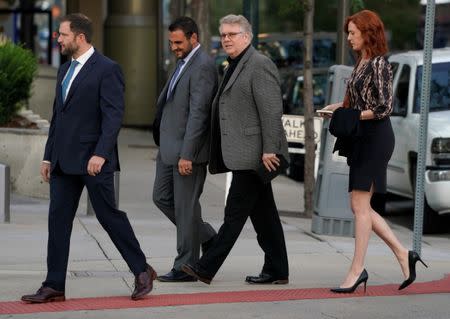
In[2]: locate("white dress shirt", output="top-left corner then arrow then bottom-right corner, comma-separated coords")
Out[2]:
62,46 -> 95,95
175,43 -> 201,79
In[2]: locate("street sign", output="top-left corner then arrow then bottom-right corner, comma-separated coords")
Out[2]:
282,114 -> 322,144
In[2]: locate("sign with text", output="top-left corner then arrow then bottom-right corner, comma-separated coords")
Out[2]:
282,114 -> 323,144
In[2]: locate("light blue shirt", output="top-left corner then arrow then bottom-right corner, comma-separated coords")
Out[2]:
171,44 -> 201,85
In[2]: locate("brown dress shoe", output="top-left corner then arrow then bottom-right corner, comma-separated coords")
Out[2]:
21,286 -> 65,303
131,264 -> 157,300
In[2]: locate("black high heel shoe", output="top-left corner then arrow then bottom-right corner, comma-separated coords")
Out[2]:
330,269 -> 368,293
398,250 -> 428,290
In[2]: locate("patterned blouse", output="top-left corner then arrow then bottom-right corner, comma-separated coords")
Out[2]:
347,55 -> 393,119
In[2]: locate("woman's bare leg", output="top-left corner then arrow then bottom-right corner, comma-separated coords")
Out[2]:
339,188 -> 373,288
369,197 -> 409,278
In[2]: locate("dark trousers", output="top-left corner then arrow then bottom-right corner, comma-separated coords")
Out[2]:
43,166 -> 147,291
197,170 -> 289,278
153,154 -> 216,270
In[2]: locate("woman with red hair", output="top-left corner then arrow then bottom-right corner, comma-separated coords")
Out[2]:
320,10 -> 427,293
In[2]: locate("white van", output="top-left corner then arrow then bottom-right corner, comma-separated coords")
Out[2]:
387,48 -> 450,233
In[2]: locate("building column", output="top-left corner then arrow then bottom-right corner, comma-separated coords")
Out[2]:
105,0 -> 158,126
66,0 -> 106,53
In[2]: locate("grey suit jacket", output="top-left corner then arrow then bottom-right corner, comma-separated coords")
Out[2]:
156,47 -> 218,165
209,46 -> 289,174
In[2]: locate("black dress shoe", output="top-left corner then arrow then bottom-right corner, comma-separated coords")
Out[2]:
245,272 -> 289,284
157,269 -> 197,282
181,264 -> 213,285
131,264 -> 157,300
21,286 -> 65,303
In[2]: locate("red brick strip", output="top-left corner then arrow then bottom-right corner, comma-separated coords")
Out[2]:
1,274 -> 449,315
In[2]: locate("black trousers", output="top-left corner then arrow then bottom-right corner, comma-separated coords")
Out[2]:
197,170 -> 289,279
43,165 -> 147,291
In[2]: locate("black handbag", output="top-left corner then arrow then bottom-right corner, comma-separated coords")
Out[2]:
255,154 -> 289,184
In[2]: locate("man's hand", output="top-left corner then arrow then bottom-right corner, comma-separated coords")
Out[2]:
262,153 -> 280,172
40,162 -> 51,182
178,158 -> 193,176
87,155 -> 106,176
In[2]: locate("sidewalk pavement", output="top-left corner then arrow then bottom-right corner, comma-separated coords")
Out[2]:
0,128 -> 449,318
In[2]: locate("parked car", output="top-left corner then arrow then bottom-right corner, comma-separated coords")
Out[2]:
281,68 -> 329,181
211,32 -> 338,76
386,48 -> 450,233
257,32 -> 337,69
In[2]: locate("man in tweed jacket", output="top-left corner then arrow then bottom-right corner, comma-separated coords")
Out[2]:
182,14 -> 289,285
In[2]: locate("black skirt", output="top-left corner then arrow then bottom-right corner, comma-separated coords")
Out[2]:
348,117 -> 395,193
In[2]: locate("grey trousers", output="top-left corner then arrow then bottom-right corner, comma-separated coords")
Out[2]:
153,153 -> 216,270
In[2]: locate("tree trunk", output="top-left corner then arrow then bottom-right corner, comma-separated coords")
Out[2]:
170,0 -> 185,20
190,0 -> 211,53
302,0 -> 315,217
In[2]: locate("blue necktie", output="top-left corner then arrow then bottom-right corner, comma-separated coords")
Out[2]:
61,60 -> 79,102
166,59 -> 185,100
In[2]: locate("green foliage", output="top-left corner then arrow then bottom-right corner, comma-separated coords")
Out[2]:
0,40 -> 37,124
210,0 -> 242,33
278,0 -> 304,20
352,0 -> 366,12
209,0 -> 421,50
364,0 -> 421,50
5,0 -> 16,6
256,0 -> 299,32
256,0 -> 338,33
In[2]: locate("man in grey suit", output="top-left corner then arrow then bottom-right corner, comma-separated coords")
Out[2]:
152,17 -> 218,282
182,14 -> 289,285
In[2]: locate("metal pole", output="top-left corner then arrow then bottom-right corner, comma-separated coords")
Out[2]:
336,0 -> 350,65
0,164 -> 10,223
413,0 -> 435,255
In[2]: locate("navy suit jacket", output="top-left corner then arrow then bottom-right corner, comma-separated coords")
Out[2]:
43,50 -> 123,174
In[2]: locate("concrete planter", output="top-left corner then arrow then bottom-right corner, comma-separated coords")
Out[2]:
0,127 -> 49,199
0,64 -> 54,199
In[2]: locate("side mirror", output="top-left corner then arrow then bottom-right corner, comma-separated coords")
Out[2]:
391,98 -> 408,117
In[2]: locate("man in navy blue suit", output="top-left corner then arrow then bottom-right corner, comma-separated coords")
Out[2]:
21,13 -> 155,303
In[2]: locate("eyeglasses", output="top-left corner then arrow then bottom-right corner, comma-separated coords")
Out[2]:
220,32 -> 243,40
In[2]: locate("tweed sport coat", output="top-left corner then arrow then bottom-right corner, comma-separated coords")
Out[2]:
209,46 -> 289,174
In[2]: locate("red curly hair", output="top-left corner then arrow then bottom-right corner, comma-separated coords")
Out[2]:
343,10 -> 388,108
345,10 -> 388,58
